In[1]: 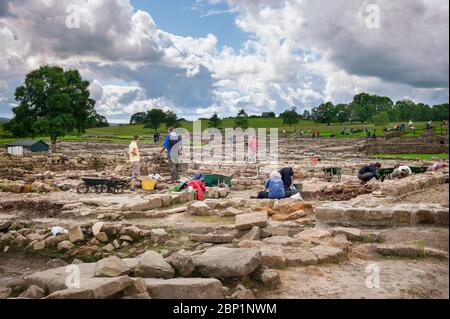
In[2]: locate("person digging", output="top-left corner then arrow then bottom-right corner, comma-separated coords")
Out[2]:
160,128 -> 182,183
357,162 -> 382,185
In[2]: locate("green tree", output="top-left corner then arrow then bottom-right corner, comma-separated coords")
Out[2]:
302,110 -> 311,120
144,109 -> 166,133
130,112 -> 146,125
261,112 -> 276,118
312,102 -> 336,125
164,110 -> 179,128
6,65 -> 96,151
350,93 -> 393,123
234,109 -> 249,129
208,112 -> 222,129
372,111 -> 390,127
86,111 -> 109,128
280,107 -> 300,129
431,103 -> 449,121
335,104 -> 351,124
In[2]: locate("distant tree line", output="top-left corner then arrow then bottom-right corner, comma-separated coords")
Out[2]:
128,94 -> 449,131
310,93 -> 449,126
130,109 -> 180,133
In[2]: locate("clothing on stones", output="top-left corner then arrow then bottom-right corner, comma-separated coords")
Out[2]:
187,180 -> 207,200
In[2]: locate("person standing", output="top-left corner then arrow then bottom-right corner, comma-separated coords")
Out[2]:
248,136 -> 258,162
153,132 -> 160,144
128,135 -> 141,191
161,128 -> 182,182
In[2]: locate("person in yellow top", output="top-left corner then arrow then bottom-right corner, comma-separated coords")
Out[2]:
128,135 -> 141,191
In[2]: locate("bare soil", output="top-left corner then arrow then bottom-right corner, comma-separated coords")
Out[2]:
404,183 -> 449,206
260,226 -> 449,299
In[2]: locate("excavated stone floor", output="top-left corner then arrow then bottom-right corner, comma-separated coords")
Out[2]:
0,137 -> 448,299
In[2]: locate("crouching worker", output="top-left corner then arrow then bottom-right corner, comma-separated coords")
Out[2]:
358,162 -> 381,185
257,171 -> 285,199
391,164 -> 412,179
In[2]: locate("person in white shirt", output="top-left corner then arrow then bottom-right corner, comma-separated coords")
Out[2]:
128,135 -> 141,191
391,164 -> 412,179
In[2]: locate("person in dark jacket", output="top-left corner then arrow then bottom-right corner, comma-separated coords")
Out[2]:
279,167 -> 298,197
358,163 -> 381,185
279,167 -> 294,189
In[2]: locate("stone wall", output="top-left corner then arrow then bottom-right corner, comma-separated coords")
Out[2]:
315,171 -> 449,227
315,202 -> 448,227
0,154 -> 127,179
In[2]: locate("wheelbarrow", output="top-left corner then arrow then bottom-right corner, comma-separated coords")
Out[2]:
378,168 -> 395,181
322,167 -> 342,182
203,174 -> 234,188
379,166 -> 428,181
77,177 -> 128,194
410,166 -> 429,174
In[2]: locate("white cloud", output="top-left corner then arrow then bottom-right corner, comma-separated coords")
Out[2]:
0,0 -> 448,122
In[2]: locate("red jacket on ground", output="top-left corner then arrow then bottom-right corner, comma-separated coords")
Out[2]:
187,180 -> 207,200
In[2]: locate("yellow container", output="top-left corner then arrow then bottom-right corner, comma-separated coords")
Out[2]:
141,179 -> 156,191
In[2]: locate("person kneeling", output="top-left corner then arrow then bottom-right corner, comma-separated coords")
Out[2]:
358,163 -> 381,185
391,164 -> 412,179
258,171 -> 285,199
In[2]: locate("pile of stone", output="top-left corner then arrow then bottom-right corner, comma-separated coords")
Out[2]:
377,244 -> 449,259
0,179 -> 57,193
0,245 -> 281,299
316,198 -> 449,227
254,198 -> 313,222
231,178 -> 263,191
378,170 -> 448,196
0,221 -> 172,262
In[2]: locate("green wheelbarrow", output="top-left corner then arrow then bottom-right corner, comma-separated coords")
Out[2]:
410,166 -> 429,174
322,167 -> 342,182
378,168 -> 395,181
203,174 -> 234,188
379,166 -> 428,181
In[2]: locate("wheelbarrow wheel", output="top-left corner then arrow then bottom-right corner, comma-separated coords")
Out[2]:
95,184 -> 106,194
76,182 -> 89,194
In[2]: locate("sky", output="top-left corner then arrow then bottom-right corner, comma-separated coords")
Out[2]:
0,0 -> 448,123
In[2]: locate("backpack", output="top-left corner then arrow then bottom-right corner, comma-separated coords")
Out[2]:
169,133 -> 183,157
169,133 -> 181,149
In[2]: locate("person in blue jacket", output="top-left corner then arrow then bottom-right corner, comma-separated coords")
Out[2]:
160,127 -> 182,182
256,171 -> 286,199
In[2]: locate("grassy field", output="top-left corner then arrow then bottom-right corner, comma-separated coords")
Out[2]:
374,154 -> 449,160
84,120 -> 447,138
0,120 -> 448,146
